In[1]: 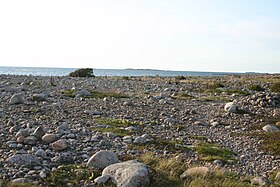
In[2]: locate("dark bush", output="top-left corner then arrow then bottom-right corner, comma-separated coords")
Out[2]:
248,84 -> 265,91
270,82 -> 280,92
68,68 -> 95,77
175,75 -> 186,80
207,82 -> 225,89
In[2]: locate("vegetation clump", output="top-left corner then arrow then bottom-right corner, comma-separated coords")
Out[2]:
91,118 -> 138,137
44,164 -> 93,187
68,68 -> 95,77
207,82 -> 225,89
175,75 -> 187,80
139,153 -> 253,187
270,82 -> 280,92
195,143 -> 236,163
248,84 -> 265,91
248,131 -> 280,156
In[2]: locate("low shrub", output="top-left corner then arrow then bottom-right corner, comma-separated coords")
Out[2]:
68,68 -> 95,77
248,84 -> 265,91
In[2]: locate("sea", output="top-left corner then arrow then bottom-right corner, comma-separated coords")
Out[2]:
0,66 -> 249,77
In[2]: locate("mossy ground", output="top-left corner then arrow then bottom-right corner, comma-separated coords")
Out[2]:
91,118 -> 138,137
194,143 -> 237,163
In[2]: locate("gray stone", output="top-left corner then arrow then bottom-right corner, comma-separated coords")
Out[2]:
180,167 -> 211,179
33,126 -> 45,139
102,160 -> 150,187
6,154 -> 40,165
10,178 -> 32,184
224,102 -> 237,113
57,122 -> 70,134
42,133 -> 59,143
51,139 -> 68,151
84,110 -> 102,115
87,150 -> 119,169
51,152 -> 74,164
16,129 -> 30,138
94,175 -> 110,184
23,136 -> 38,145
10,94 -> 23,104
251,176 -> 271,186
35,149 -> 47,158
262,124 -> 279,132
133,136 -> 146,144
32,93 -> 48,101
39,170 -> 47,178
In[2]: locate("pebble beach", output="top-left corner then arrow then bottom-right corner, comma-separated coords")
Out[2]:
0,74 -> 280,186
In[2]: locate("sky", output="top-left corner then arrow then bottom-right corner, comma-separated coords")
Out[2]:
0,0 -> 279,73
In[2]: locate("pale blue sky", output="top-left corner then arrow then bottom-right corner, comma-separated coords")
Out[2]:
0,0 -> 279,72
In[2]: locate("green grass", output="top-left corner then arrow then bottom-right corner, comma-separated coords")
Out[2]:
61,89 -> 75,97
195,143 -> 236,163
248,84 -> 265,91
43,164 -> 93,187
139,153 -> 253,187
95,118 -> 137,127
92,118 -> 138,137
91,126 -> 133,137
247,132 -> 280,156
270,82 -> 280,92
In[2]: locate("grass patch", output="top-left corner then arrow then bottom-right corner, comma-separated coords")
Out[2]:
139,153 -> 187,187
139,153 -> 253,187
195,143 -> 236,163
92,118 -> 138,137
270,82 -> 280,92
61,89 -> 75,97
91,126 -> 133,137
248,84 -> 265,91
43,164 -> 93,187
95,118 -> 137,127
247,132 -> 280,156
207,82 -> 225,89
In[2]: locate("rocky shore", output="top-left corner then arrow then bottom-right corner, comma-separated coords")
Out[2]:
0,74 -> 280,186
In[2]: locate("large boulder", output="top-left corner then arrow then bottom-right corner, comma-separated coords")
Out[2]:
6,154 -> 40,165
224,102 -> 237,113
101,160 -> 150,187
251,176 -> 271,186
10,94 -> 23,105
262,124 -> 279,132
180,167 -> 211,179
51,139 -> 68,151
32,93 -> 48,101
42,133 -> 59,143
87,150 -> 119,170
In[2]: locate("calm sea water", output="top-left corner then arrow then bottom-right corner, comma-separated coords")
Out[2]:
0,66 -> 240,77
